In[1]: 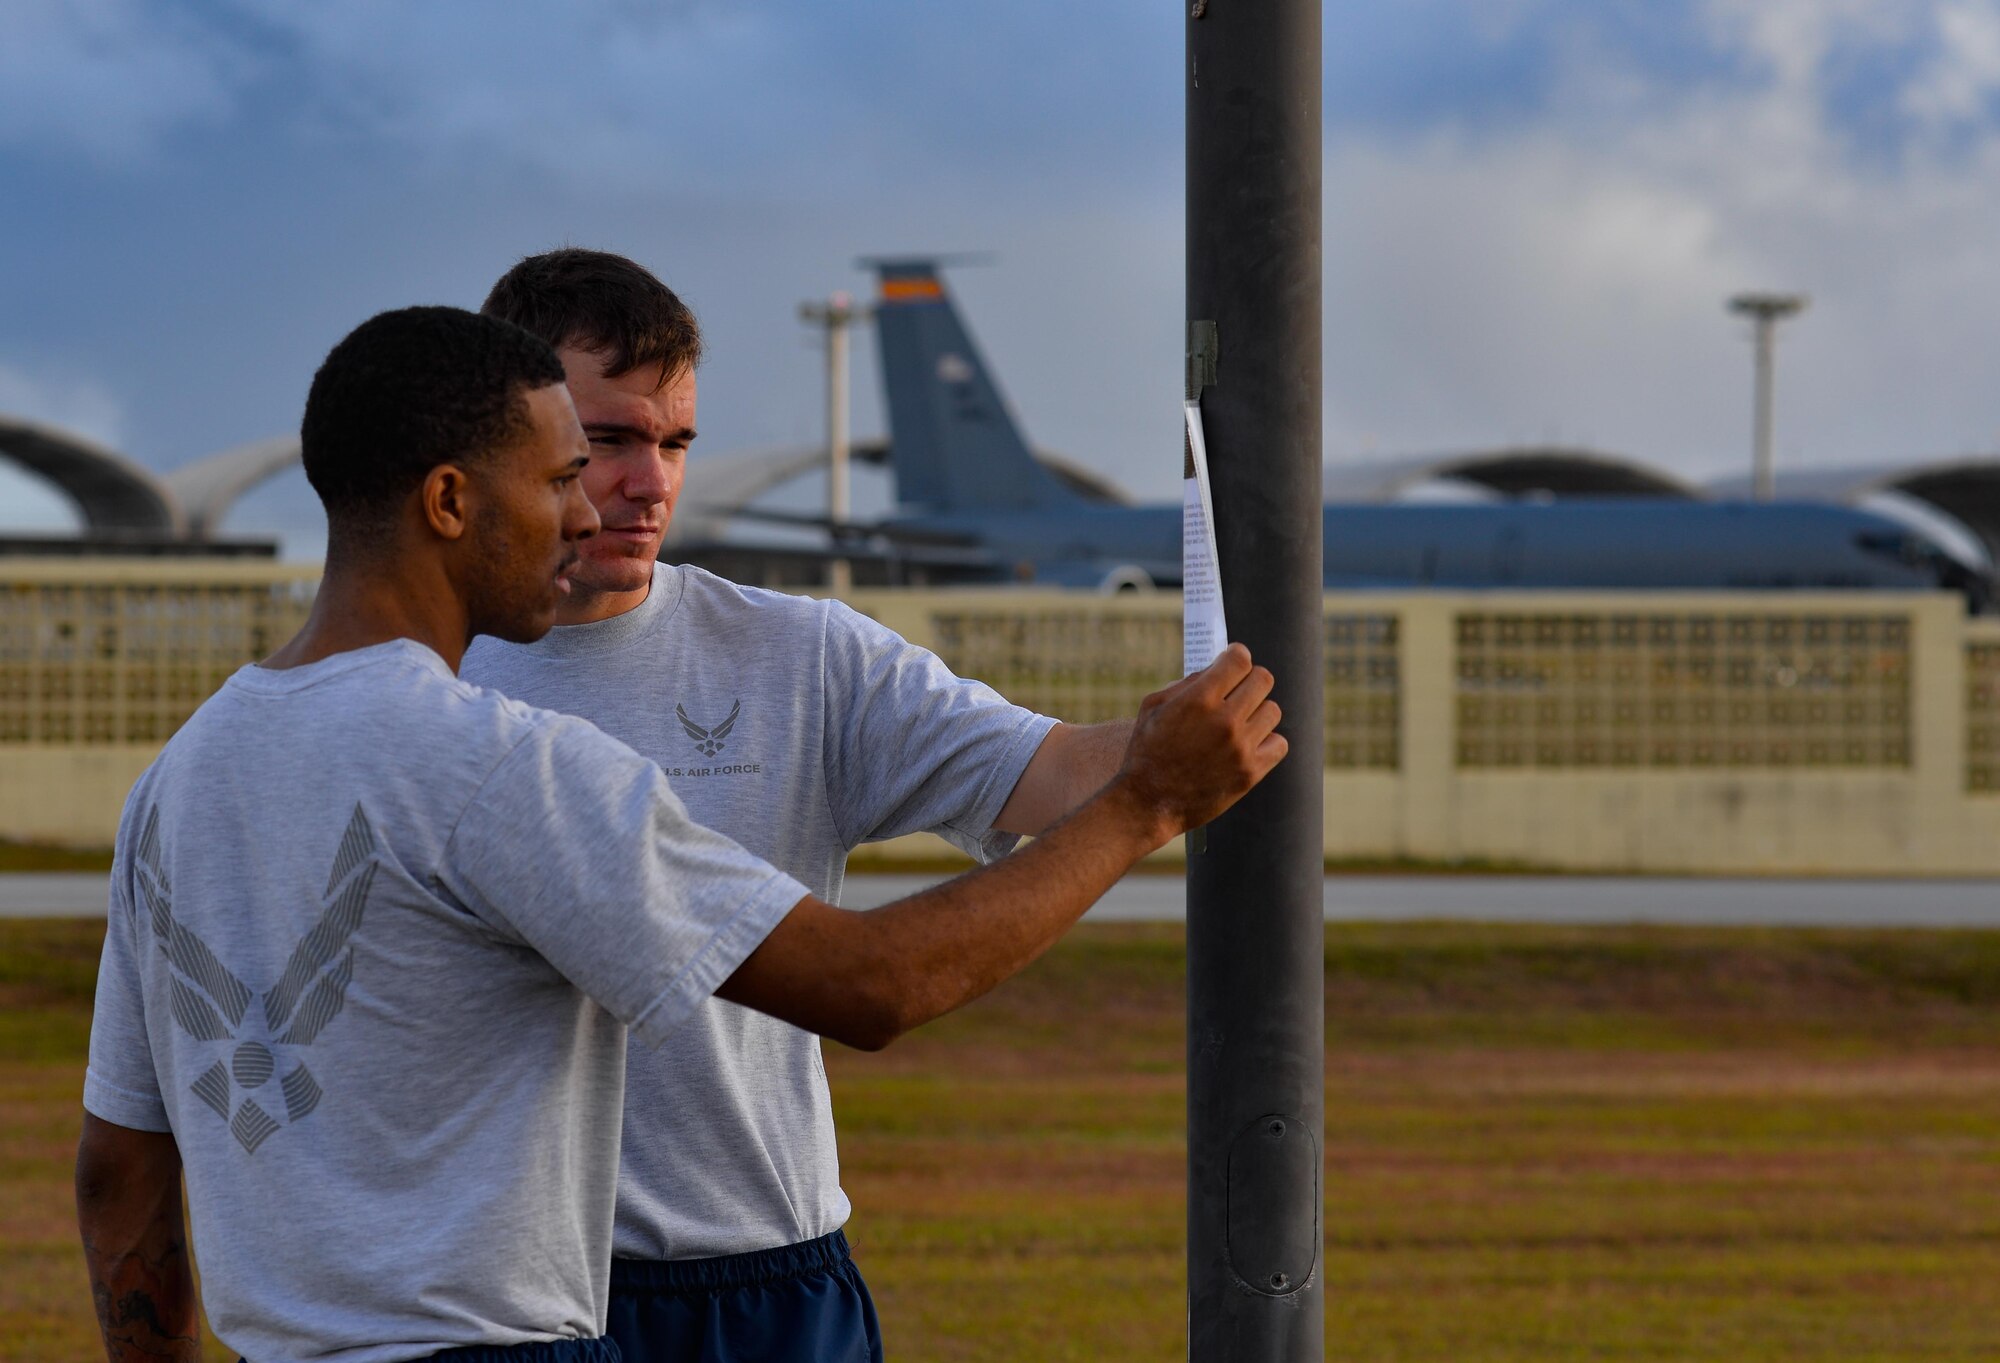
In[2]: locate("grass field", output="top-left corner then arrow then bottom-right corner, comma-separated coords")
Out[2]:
0,842 -> 113,873
7,917 -> 2000,1361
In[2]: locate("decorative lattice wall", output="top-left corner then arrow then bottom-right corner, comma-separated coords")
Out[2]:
0,570 -> 1935,789
927,609 -> 1401,770
1965,642 -> 2000,791
1454,612 -> 1912,769
1324,614 -> 1400,769
0,576 -> 317,745
925,610 -> 1183,730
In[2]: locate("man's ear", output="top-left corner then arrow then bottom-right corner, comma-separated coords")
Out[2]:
420,463 -> 474,542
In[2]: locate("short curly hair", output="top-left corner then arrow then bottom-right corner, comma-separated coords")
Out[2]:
301,306 -> 566,546
480,247 -> 702,385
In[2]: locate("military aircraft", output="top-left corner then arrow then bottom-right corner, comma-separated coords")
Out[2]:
691,260 -> 1988,605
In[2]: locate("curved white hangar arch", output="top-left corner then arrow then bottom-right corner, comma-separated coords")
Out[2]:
164,437 -> 305,541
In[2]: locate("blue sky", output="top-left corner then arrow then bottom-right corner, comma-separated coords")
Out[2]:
7,0 -> 2000,553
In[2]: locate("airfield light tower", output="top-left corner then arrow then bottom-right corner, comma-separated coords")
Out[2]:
1729,292 -> 1809,501
1186,0 -> 1324,1359
800,292 -> 868,594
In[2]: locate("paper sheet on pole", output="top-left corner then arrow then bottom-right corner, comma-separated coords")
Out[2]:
1182,399 -> 1227,675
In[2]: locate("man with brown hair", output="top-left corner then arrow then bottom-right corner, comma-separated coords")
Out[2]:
466,250 -> 1160,1361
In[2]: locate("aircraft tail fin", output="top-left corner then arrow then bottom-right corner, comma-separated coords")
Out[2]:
865,259 -> 1087,514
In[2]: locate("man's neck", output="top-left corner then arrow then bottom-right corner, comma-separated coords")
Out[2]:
554,576 -> 652,627
263,557 -> 472,673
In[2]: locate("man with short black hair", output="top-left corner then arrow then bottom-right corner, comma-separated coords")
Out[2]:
468,250 -> 1158,1362
76,304 -> 1284,1363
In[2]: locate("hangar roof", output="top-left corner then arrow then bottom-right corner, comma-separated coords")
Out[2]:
1708,459 -> 2000,567
0,415 -> 180,534
1322,447 -> 1700,503
668,438 -> 1127,544
2,411 -> 1129,551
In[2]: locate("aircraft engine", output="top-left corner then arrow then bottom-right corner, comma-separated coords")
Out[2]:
1098,566 -> 1156,594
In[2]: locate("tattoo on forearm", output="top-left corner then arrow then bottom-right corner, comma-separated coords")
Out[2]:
83,1235 -> 201,1361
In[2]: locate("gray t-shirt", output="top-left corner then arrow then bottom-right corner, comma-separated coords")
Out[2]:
462,564 -> 1056,1258
84,639 -> 808,1363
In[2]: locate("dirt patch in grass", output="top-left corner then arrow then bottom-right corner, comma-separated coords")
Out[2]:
0,918 -> 105,1005
0,843 -> 112,873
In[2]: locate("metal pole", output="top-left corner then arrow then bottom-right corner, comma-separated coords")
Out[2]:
1727,293 -> 1807,502
1750,318 -> 1775,502
827,293 -> 854,596
1185,0 -> 1324,1359
800,293 -> 862,594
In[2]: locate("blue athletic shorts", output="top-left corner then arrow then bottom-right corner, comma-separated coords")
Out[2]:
606,1229 -> 883,1363
421,1343 -> 620,1363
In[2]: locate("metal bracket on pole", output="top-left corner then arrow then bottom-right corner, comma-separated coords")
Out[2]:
1188,321 -> 1218,401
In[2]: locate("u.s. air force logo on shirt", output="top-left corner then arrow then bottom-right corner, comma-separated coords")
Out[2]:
133,802 -> 376,1154
668,698 -> 762,778
677,699 -> 739,757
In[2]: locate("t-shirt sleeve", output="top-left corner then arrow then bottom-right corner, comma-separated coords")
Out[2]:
820,602 -> 1059,859
83,857 -> 171,1132
439,716 -> 809,1050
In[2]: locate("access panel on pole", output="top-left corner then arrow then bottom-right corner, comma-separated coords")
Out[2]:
1185,0 -> 1325,1360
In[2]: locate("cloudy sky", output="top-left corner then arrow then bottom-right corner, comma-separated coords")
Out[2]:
5,0 -> 2000,553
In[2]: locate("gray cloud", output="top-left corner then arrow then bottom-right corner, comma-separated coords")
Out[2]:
1320,0 -> 2000,483
0,0 -> 252,163
0,360 -> 126,447
0,361 -> 122,530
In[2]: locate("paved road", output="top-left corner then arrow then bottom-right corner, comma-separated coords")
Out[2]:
0,874 -> 117,918
9,871 -> 1999,926
841,873 -> 2000,926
